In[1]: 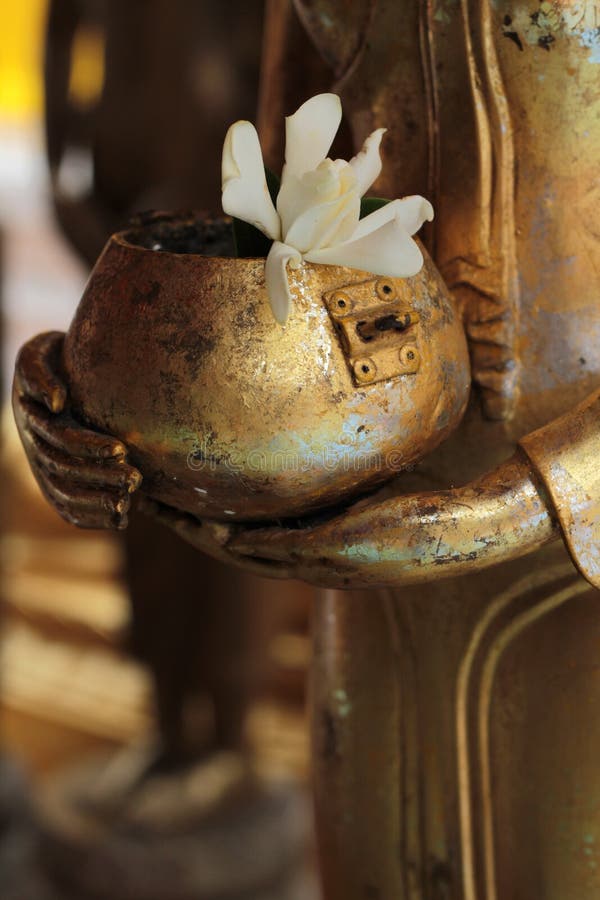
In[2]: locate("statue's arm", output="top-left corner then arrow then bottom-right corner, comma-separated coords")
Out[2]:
519,388 -> 600,590
231,387 -> 600,590
228,452 -> 558,589
12,331 -> 142,529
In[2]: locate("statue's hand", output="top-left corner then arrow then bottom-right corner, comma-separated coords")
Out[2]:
12,331 -> 142,529
230,525 -> 351,588
138,496 -> 296,581
227,502 -> 379,589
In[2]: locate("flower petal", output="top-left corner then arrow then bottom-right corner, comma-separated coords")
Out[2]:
288,189 -> 360,252
349,127 -> 386,195
277,161 -> 340,243
283,174 -> 360,253
281,94 -> 342,181
265,242 -> 302,324
304,217 -> 424,278
353,195 -> 434,239
221,121 -> 280,240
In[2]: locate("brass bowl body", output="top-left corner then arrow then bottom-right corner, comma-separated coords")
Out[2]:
63,219 -> 470,521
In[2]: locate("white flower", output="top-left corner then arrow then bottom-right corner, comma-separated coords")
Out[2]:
222,93 -> 433,324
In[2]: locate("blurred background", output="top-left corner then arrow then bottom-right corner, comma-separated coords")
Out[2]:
0,2 -> 318,896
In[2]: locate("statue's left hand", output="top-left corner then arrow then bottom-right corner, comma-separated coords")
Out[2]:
13,331 -> 142,529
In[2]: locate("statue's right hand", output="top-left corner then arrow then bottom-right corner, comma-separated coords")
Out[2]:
12,331 -> 142,529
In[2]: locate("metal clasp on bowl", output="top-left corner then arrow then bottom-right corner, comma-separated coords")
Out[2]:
323,277 -> 421,386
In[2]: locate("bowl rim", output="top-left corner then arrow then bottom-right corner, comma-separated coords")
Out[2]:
112,212 -> 270,264
113,231 -> 268,264
111,212 -> 428,271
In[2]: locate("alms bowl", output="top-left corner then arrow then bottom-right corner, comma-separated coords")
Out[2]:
62,215 -> 470,521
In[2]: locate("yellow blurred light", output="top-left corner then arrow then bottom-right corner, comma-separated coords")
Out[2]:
0,0 -> 105,121
0,0 -> 48,120
68,24 -> 105,109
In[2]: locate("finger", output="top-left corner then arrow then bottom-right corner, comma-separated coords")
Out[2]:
232,537 -> 351,588
19,397 -> 127,460
14,331 -> 67,413
30,465 -> 129,530
228,528 -> 302,564
28,432 -> 142,492
57,503 -> 130,530
138,497 -> 237,547
176,517 -> 233,549
43,474 -> 132,517
32,469 -> 131,528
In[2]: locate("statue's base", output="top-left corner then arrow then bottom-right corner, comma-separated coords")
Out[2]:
31,744 -> 315,900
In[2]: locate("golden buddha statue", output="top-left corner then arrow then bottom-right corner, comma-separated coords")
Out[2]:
12,1 -> 600,898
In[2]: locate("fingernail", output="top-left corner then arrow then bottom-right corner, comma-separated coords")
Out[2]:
127,471 -> 143,492
44,387 -> 65,413
231,542 -> 251,554
102,442 -> 126,459
113,512 -> 128,530
212,523 -> 232,545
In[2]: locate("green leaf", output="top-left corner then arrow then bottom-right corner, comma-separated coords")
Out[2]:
232,218 -> 273,258
265,167 -> 280,205
360,196 -> 390,219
